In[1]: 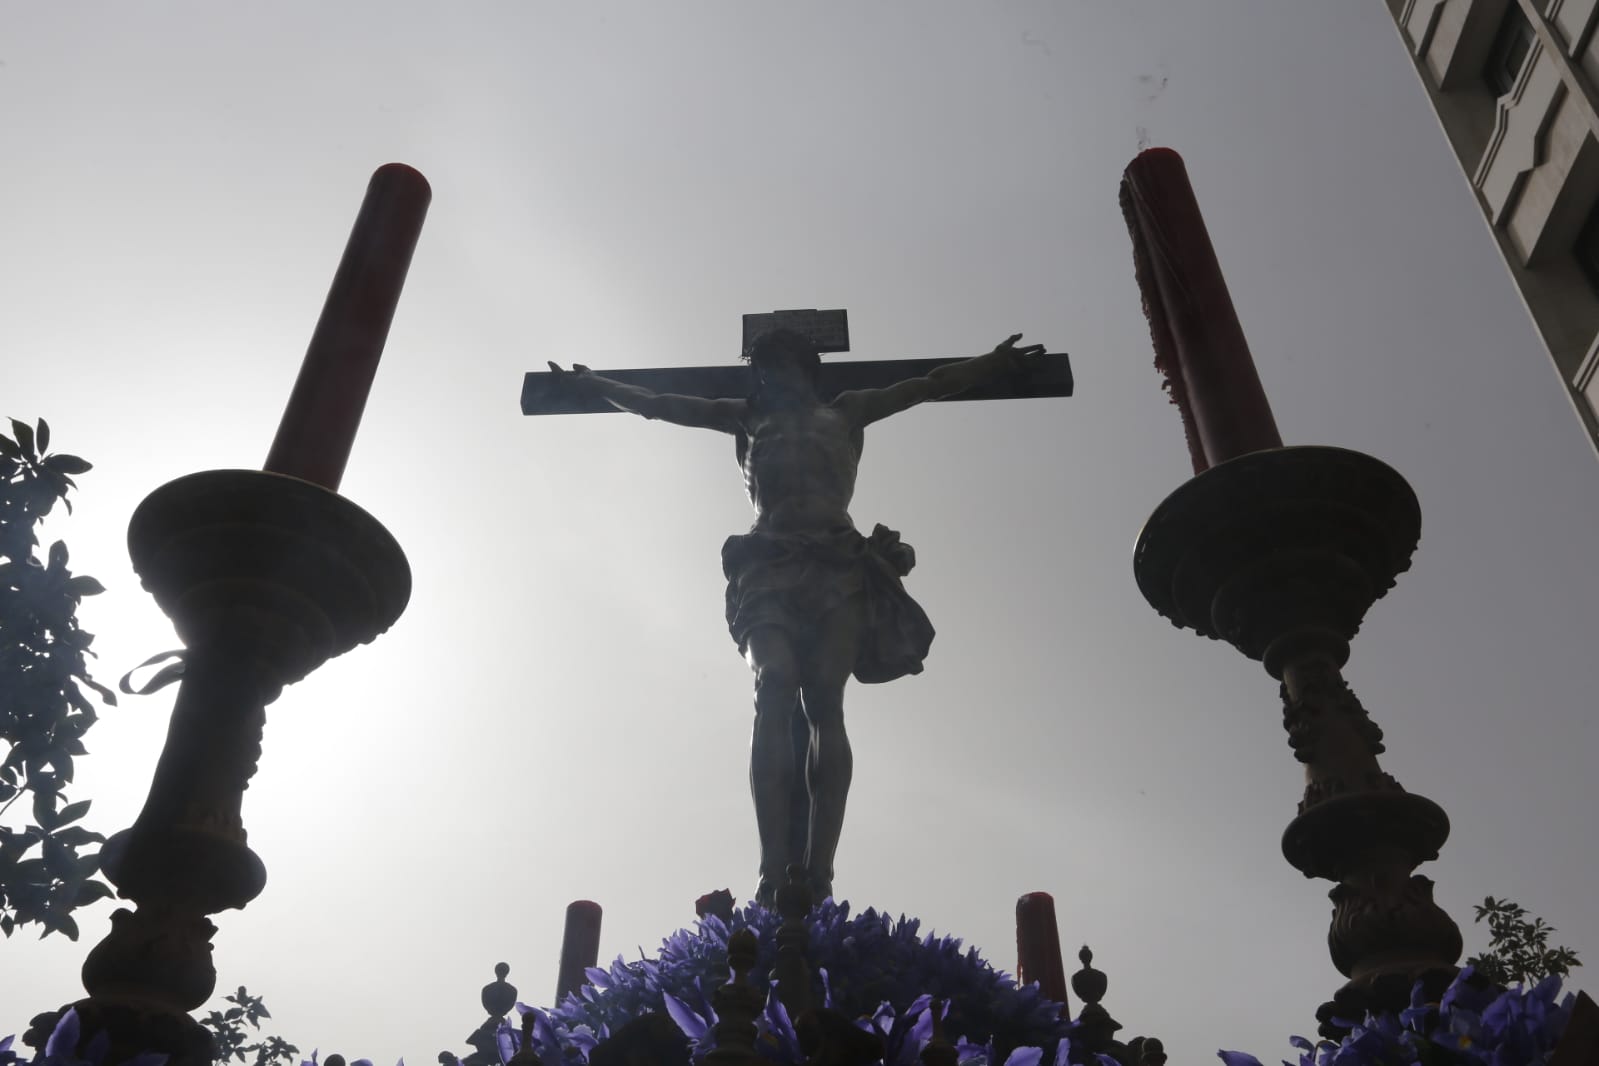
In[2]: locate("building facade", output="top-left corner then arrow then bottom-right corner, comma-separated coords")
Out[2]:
1385,0 -> 1599,451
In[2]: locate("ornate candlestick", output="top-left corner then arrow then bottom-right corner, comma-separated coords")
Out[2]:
1133,445 -> 1461,1026
55,163 -> 428,1064
70,470 -> 410,1063
1121,147 -> 1461,1029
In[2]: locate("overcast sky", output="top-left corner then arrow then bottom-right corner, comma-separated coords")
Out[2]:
4,3 -> 1597,1063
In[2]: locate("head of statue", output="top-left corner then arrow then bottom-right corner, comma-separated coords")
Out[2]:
744,328 -> 822,402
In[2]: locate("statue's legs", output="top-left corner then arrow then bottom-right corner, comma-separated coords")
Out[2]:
798,596 -> 865,902
746,625 -> 804,904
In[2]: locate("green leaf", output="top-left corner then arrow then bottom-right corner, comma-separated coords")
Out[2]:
74,879 -> 113,905
52,825 -> 103,848
65,575 -> 105,597
33,791 -> 60,831
78,675 -> 116,706
36,419 -> 49,454
55,799 -> 90,826
7,419 -> 34,461
0,435 -> 21,460
44,454 -> 91,475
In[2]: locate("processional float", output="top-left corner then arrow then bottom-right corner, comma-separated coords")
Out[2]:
39,147 -> 1599,1066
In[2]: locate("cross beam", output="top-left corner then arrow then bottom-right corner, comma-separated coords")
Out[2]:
520,352 -> 1074,416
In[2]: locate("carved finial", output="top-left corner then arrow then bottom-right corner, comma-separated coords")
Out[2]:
704,929 -> 762,1065
920,1000 -> 957,1066
774,864 -> 814,1017
729,928 -> 758,985
777,863 -> 813,922
1072,946 -> 1107,1006
505,1012 -> 543,1066
1070,946 -> 1124,1057
482,962 -> 517,1018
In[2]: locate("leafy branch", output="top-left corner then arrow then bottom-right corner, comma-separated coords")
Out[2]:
0,417 -> 116,939
202,986 -> 300,1066
1465,895 -> 1581,986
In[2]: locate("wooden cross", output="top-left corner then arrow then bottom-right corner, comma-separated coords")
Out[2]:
520,308 -> 1073,415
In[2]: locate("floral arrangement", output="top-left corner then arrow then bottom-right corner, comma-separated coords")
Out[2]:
4,916 -> 1582,1066
496,897 -> 1076,1065
1219,968 -> 1576,1066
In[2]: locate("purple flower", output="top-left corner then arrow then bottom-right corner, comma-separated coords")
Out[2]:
661,992 -> 710,1048
44,1010 -> 81,1061
1235,974 -> 1580,1066
1217,1052 -> 1267,1066
757,987 -> 803,1064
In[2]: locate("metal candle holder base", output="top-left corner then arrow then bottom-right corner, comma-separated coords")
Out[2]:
1134,446 -> 1461,1029
69,470 -> 409,1065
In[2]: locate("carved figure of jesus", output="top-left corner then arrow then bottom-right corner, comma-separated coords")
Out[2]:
549,330 -> 1041,903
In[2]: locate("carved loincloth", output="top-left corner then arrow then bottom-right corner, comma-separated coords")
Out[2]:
720,523 -> 934,684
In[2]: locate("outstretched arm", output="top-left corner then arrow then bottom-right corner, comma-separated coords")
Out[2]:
832,334 -> 1046,426
546,362 -> 745,433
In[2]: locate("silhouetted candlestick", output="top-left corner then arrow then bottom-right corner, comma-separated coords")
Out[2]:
555,900 -> 603,1003
1120,147 -> 1281,473
264,163 -> 431,491
1015,892 -> 1070,1012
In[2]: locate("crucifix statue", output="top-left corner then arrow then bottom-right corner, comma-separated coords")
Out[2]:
525,309 -> 1071,903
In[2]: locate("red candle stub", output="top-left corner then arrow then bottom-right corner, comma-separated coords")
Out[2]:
1121,147 -> 1281,473
555,899 -> 604,1003
264,163 -> 431,491
1015,891 -> 1070,1012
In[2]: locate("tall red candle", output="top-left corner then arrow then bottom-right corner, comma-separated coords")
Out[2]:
264,163 -> 431,491
1120,148 -> 1282,473
555,899 -> 603,1003
1015,892 -> 1070,1012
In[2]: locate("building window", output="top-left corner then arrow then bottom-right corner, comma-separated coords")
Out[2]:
1577,202 -> 1599,298
1483,3 -> 1535,97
